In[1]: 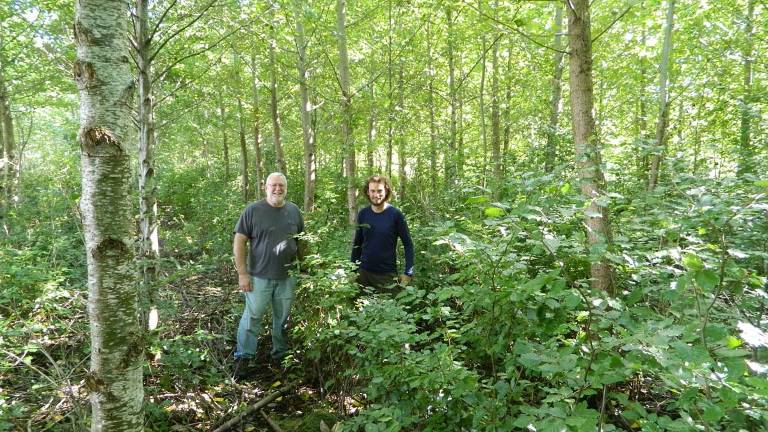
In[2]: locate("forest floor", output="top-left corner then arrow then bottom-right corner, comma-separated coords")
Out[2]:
154,264 -> 339,431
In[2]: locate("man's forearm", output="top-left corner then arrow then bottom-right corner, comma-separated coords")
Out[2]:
233,236 -> 249,275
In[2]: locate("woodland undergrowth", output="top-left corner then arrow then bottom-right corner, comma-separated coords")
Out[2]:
2,167 -> 768,431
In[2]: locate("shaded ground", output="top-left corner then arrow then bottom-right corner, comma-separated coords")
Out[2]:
150,263 -> 339,431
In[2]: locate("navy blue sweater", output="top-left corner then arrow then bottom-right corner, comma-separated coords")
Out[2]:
351,205 -> 414,276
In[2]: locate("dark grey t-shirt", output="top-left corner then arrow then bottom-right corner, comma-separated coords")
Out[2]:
234,200 -> 304,279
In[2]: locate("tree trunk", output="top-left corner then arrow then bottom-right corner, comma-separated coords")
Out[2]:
269,9 -> 287,175
490,31 -> 501,184
0,63 -> 17,227
397,62 -> 406,201
737,0 -> 755,176
427,19 -> 437,192
386,1 -> 394,179
545,2 -> 564,172
134,0 -> 160,331
502,44 -> 512,175
74,0 -> 144,429
218,91 -> 229,181
237,96 -> 249,202
336,0 -> 356,225
479,28 -> 488,187
566,0 -> 614,294
366,63 -> 376,176
294,1 -> 316,212
445,6 -> 457,186
250,49 -> 263,198
647,0 -> 675,192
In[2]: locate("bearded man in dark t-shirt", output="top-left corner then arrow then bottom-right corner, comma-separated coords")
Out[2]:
351,175 -> 414,292
232,172 -> 304,379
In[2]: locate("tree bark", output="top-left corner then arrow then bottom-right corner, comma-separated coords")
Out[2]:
74,0 -> 144,429
237,96 -> 249,202
479,24 -> 488,186
366,63 -> 376,177
647,0 -> 675,192
445,6 -> 457,186
427,19 -> 437,192
397,62 -> 406,201
490,29 -> 501,184
218,91 -> 229,181
134,0 -> 160,331
386,1 -> 394,179
737,0 -> 755,176
269,8 -> 287,175
545,2 -> 564,172
336,0 -> 356,225
566,0 -> 614,294
294,1 -> 316,212
250,49 -> 263,198
0,62 -> 17,227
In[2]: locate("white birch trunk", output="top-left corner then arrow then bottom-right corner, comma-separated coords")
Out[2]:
74,0 -> 144,429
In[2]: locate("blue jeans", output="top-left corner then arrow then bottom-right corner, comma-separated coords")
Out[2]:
235,276 -> 296,360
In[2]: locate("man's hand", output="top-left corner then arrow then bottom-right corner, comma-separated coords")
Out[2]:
399,274 -> 412,285
238,274 -> 252,292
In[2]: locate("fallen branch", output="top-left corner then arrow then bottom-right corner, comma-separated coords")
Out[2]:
212,382 -> 296,432
260,409 -> 285,432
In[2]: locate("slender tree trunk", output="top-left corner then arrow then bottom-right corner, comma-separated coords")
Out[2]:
635,28 -> 649,185
336,0 -> 356,225
237,96 -> 249,202
294,1 -> 316,211
0,63 -> 17,227
134,0 -> 160,331
647,0 -> 675,192
367,64 -> 376,176
567,0 -> 614,294
427,19 -> 437,192
250,50 -> 263,198
229,50 -> 250,202
74,0 -> 144,429
445,6 -> 457,186
545,2 -> 564,172
490,33 -> 501,183
502,46 -> 512,175
218,91 -> 229,181
479,29 -> 488,186
397,62 -> 406,201
269,12 -> 286,175
386,1 -> 394,179
738,0 -> 755,175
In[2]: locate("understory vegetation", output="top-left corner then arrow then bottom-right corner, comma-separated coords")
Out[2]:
2,155 -> 767,431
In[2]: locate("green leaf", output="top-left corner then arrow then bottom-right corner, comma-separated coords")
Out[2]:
695,270 -> 719,290
682,253 -> 703,271
466,195 -> 489,204
484,207 -> 504,218
726,336 -> 742,348
543,235 -> 560,253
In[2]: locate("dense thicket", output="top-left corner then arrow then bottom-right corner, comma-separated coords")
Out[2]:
1,0 -> 767,430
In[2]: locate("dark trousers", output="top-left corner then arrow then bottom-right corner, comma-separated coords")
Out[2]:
356,269 -> 399,295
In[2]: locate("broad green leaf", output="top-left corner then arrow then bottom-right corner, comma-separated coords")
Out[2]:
484,206 -> 504,218
695,270 -> 719,290
682,253 -> 703,271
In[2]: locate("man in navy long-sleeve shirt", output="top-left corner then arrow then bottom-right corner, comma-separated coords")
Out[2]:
351,175 -> 414,291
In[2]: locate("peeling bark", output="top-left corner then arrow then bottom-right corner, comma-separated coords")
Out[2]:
75,0 -> 144,429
